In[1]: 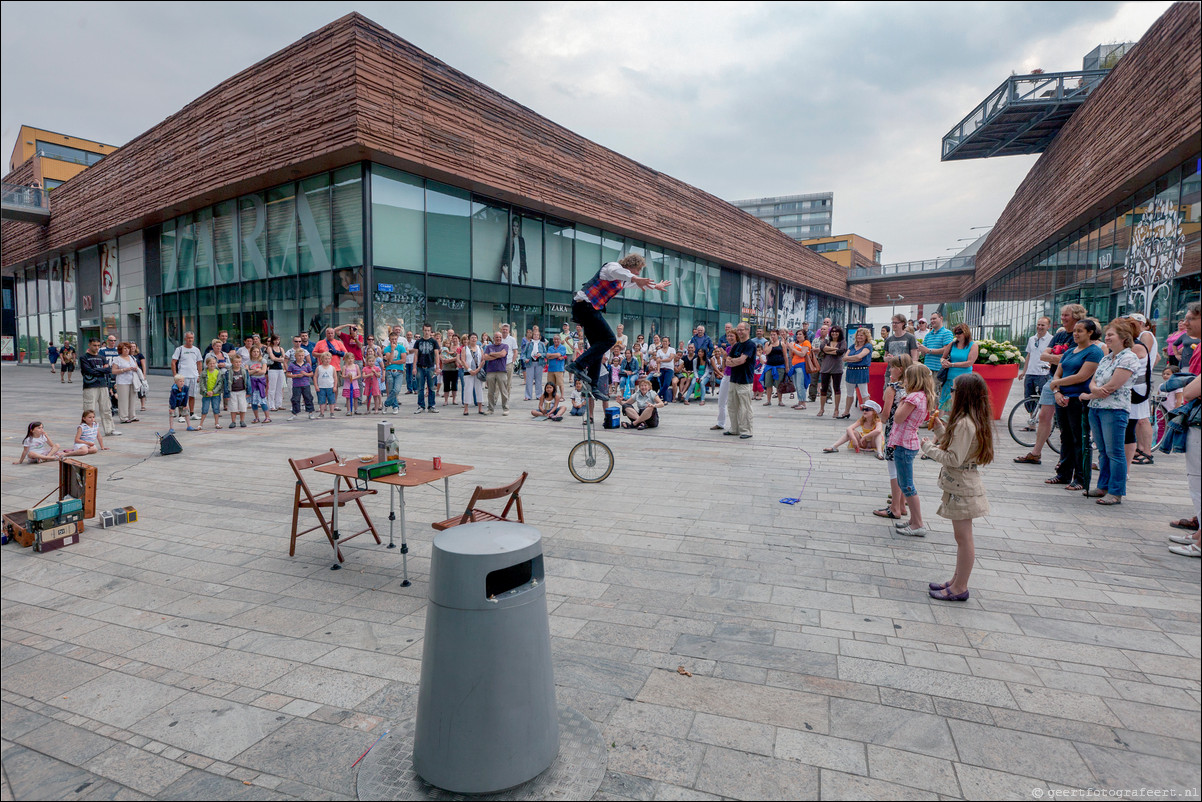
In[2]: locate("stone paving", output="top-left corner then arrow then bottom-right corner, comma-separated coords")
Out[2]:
1,363 -> 1199,801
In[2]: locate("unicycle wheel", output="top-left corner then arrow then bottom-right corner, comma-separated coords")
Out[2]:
568,438 -> 614,483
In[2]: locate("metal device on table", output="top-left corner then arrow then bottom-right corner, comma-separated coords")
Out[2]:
568,383 -> 614,483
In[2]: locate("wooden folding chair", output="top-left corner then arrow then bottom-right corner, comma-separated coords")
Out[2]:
432,472 -> 527,531
289,450 -> 381,563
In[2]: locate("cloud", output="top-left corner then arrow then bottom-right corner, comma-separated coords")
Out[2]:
1,0 -> 1173,265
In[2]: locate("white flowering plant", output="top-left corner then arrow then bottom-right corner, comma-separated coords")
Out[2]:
871,338 -> 887,362
975,339 -> 1023,365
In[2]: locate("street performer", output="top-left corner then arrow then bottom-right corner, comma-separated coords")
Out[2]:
566,254 -> 670,402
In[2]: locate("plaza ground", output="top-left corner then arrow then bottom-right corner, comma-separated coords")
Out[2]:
1,363 -> 1199,800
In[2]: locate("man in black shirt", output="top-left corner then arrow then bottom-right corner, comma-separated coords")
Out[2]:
81,338 -> 120,437
723,323 -> 756,439
413,323 -> 441,413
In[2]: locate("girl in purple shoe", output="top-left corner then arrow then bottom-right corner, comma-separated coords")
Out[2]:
922,372 -> 994,602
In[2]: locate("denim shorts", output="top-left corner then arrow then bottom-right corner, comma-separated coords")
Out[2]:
317,387 -> 336,405
201,396 -> 222,415
893,446 -> 918,497
1039,379 -> 1057,406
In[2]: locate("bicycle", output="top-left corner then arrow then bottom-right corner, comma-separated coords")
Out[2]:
1150,389 -> 1172,452
1007,394 -> 1060,454
568,384 -> 614,483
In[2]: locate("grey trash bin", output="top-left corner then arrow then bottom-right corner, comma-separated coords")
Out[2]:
413,521 -> 559,794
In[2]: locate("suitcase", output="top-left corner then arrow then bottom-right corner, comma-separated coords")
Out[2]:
35,521 -> 84,552
60,459 -> 97,519
3,511 -> 35,548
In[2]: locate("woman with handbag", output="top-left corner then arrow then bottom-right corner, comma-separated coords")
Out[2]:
762,329 -> 789,407
788,331 -> 811,410
817,326 -> 847,417
132,342 -> 149,412
1080,319 -> 1140,505
839,327 -> 873,418
1046,319 -> 1103,492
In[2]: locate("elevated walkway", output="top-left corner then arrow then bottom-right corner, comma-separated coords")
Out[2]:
941,70 -> 1109,161
1,183 -> 50,224
848,254 -> 976,283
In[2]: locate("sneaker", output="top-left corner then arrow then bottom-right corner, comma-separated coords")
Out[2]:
177,416 -> 186,423
109,431 -> 122,437
739,434 -> 752,439
898,525 -> 928,537
288,414 -> 298,421
1169,534 -> 1197,545
308,413 -> 316,420
1169,542 -> 1201,557
167,428 -> 175,435
191,414 -> 201,421
239,421 -> 247,428
502,410 -> 509,416
186,426 -> 199,431
428,407 -> 439,413
415,408 -> 425,414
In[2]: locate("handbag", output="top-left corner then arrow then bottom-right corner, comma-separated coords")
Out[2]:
805,347 -> 821,375
779,375 -> 796,395
936,366 -> 950,384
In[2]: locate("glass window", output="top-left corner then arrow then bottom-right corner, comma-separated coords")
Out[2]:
428,276 -> 471,334
517,213 -> 543,288
268,277 -> 299,339
427,181 -> 470,277
545,219 -> 574,290
239,193 -> 267,280
175,215 -> 196,291
372,270 -> 425,341
663,253 -> 680,306
298,173 -> 332,273
241,281 -> 268,342
213,200 -> 238,284
266,184 -> 297,277
333,268 -> 366,329
471,199 -> 511,282
217,285 -> 241,340
194,207 -> 215,288
693,260 -> 708,309
708,265 -> 721,311
601,231 -> 623,265
35,140 -> 104,166
299,272 -> 331,340
472,282 -> 510,337
645,247 -> 664,304
161,219 -> 178,292
197,287 -> 217,350
574,225 -> 601,287
332,165 -> 363,268
372,166 -> 424,271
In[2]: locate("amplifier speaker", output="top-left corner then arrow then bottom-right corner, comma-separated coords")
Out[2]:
159,432 -> 183,456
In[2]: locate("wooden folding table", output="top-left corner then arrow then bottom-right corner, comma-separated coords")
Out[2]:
315,457 -> 474,584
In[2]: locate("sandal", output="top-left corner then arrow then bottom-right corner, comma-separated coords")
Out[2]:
1083,489 -> 1105,498
1044,476 -> 1069,485
1013,453 -> 1042,464
928,580 -> 952,591
1096,495 -> 1123,505
1132,450 -> 1154,465
823,447 -> 839,453
873,508 -> 900,519
1170,517 -> 1199,531
622,422 -> 632,429
929,587 -> 970,601
1064,483 -> 1084,492
464,409 -> 469,416
637,423 -> 646,430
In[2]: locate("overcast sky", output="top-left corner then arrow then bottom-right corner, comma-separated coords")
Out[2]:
0,1 -> 1173,264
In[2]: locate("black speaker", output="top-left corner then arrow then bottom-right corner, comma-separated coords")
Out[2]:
158,432 -> 183,456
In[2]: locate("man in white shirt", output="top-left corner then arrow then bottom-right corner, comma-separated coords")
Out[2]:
501,323 -> 519,396
914,318 -> 929,345
171,331 -> 204,419
1022,317 -> 1054,404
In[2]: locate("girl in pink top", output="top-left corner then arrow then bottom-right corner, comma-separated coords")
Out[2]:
341,356 -> 361,416
886,363 -> 937,537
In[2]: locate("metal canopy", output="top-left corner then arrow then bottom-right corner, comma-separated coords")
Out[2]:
941,70 -> 1110,161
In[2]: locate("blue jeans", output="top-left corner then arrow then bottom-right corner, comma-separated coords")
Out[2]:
659,368 -> 675,403
291,385 -> 314,414
1024,373 -> 1048,399
405,363 -> 416,392
1089,407 -> 1130,497
385,370 -> 405,408
316,388 -> 336,406
894,446 -> 919,498
416,366 -> 437,409
201,396 -> 222,415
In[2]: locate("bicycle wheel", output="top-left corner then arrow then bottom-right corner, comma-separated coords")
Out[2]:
569,438 -> 614,483
1151,405 -> 1170,452
1007,396 -> 1041,449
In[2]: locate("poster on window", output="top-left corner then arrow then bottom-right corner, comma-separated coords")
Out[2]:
741,275 -> 777,327
100,239 -> 118,303
777,283 -> 807,331
1125,197 -> 1185,320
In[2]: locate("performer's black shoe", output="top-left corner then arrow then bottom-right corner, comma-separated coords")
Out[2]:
590,385 -> 610,401
565,362 -> 589,385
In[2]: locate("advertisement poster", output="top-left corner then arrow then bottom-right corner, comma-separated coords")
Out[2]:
777,283 -> 807,330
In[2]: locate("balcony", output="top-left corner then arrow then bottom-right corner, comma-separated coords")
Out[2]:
848,254 -> 976,283
1,182 -> 51,224
941,70 -> 1110,161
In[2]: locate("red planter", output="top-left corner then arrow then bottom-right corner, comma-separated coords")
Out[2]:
972,363 -> 1019,420
868,361 -> 888,406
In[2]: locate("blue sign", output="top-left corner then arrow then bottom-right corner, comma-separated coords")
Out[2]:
376,283 -> 394,293
348,283 -> 361,292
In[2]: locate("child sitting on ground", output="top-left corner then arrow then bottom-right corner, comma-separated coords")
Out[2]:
169,375 -> 193,432
824,400 -> 884,459
531,381 -> 565,421
13,421 -> 63,464
569,380 -> 587,417
73,410 -> 107,454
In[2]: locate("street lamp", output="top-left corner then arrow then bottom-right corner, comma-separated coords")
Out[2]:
887,293 -> 904,320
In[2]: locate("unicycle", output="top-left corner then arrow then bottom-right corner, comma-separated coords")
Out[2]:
568,385 -> 615,483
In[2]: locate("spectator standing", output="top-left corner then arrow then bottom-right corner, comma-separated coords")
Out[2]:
171,332 -> 203,419
523,326 -> 546,401
1046,319 -> 1103,492
1169,374 -> 1200,556
500,323 -> 519,398
247,346 -> 270,423
547,334 -> 569,397
412,324 -> 440,413
59,343 -> 76,383
887,363 -> 937,537
315,352 -> 338,417
914,318 -> 930,346
441,335 -> 460,406
112,342 -> 140,424
817,325 -> 847,417
655,339 -> 677,403
938,324 -> 978,411
1126,313 -> 1158,466
884,315 -> 919,362
840,327 -> 873,416
287,350 -> 316,420
1014,304 -> 1090,465
49,342 -> 59,374
788,330 -> 811,409
131,342 -> 149,412
1081,319 -> 1140,505
225,353 -> 251,428
723,323 -> 756,439
81,339 -> 120,437
761,330 -> 788,407
1021,317 -> 1054,404
874,354 -> 914,521
197,356 -> 225,429
342,356 -> 362,416
405,330 -> 418,393
265,335 -> 287,411
710,332 -> 735,430
923,372 -> 995,601
382,330 -> 407,412
483,331 -> 510,415
460,333 -> 486,415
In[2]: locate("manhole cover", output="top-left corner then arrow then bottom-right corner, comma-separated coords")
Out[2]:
356,705 -> 606,801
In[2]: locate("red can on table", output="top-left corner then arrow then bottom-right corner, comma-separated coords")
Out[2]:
433,456 -> 442,470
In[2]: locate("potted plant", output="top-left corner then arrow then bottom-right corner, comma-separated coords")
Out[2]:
868,338 -> 888,404
972,339 -> 1023,419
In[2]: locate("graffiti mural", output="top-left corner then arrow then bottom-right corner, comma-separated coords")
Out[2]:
1125,197 -> 1185,319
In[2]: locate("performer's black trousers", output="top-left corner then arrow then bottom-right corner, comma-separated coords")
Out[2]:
571,300 -> 616,391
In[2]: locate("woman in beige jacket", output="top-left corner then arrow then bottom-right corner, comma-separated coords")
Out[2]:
921,372 -> 995,601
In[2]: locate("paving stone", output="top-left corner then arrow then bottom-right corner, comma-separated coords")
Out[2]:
694,745 -> 818,799
1075,742 -> 1202,792
685,712 -> 775,756
15,719 -> 118,765
819,768 -> 933,800
867,745 -> 961,797
948,718 -> 1095,787
637,670 -> 830,733
130,692 -> 291,762
828,698 -> 957,761
56,673 -> 186,730
775,729 -> 868,775
0,744 -> 118,802
605,728 -> 705,788
82,743 -> 191,795
157,769 -> 294,801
